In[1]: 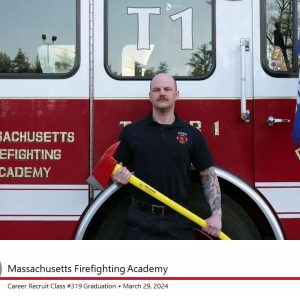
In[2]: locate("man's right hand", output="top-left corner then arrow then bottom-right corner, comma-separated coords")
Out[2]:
112,165 -> 132,185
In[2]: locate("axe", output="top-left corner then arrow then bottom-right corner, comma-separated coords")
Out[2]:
87,143 -> 230,240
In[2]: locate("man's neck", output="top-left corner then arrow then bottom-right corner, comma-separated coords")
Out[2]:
152,110 -> 176,125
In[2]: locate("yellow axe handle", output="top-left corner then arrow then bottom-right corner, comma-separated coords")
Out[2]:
113,164 -> 230,240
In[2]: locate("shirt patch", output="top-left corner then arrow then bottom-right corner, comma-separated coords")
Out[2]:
176,132 -> 188,144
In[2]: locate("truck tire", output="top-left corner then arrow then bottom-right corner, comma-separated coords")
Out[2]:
189,182 -> 262,240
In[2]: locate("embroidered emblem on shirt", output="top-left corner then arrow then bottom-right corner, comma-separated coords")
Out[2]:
176,132 -> 188,144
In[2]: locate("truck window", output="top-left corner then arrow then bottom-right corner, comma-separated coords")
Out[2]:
0,0 -> 78,77
105,0 -> 215,79
262,0 -> 299,76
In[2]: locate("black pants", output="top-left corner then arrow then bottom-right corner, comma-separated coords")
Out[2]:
126,200 -> 195,240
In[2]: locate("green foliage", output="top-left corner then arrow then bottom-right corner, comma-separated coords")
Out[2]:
187,43 -> 212,77
0,52 -> 12,72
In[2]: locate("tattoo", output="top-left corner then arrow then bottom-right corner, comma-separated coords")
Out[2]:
200,167 -> 222,215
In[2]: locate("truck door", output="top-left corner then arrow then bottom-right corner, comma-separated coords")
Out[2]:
253,0 -> 300,239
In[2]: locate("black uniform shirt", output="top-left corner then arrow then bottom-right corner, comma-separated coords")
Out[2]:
114,114 -> 213,204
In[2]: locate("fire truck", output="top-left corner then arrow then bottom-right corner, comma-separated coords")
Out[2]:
0,0 -> 299,240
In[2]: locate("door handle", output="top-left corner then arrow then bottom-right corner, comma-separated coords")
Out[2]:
267,116 -> 291,127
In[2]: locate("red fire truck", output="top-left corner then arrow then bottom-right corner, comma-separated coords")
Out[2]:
0,0 -> 299,239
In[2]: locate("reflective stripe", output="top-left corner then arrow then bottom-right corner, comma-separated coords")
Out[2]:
0,188 -> 88,215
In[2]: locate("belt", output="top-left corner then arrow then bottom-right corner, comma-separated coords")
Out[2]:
131,199 -> 172,216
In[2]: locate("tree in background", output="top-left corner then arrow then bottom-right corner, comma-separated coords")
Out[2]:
11,48 -> 33,73
157,61 -> 168,73
187,43 -> 212,77
0,51 -> 12,72
32,55 -> 43,73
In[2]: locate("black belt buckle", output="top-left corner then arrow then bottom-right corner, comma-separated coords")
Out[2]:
151,205 -> 165,216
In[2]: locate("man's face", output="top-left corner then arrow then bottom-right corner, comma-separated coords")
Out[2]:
149,74 -> 179,111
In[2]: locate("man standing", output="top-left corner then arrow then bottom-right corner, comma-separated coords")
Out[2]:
113,73 -> 222,239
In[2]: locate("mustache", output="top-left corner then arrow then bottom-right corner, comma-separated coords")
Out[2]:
158,96 -> 168,101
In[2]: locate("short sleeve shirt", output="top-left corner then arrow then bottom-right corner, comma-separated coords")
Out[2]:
114,114 -> 213,204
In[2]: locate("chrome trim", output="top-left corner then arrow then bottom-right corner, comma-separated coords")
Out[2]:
74,183 -> 121,240
89,0 -> 95,200
216,167 -> 285,240
240,38 -> 250,122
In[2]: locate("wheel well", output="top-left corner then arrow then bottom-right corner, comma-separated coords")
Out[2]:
81,171 -> 282,240
82,186 -> 131,240
218,177 -> 278,239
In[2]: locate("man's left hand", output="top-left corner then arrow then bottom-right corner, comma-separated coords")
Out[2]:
202,214 -> 222,237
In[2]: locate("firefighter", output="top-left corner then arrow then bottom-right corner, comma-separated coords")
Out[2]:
112,73 -> 222,239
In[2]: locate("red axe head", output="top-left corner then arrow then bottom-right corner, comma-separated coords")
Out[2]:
87,142 -> 120,190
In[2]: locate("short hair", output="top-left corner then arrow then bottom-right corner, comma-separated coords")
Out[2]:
150,73 -> 177,91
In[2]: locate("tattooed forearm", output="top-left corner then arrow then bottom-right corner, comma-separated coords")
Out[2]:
200,167 -> 222,215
